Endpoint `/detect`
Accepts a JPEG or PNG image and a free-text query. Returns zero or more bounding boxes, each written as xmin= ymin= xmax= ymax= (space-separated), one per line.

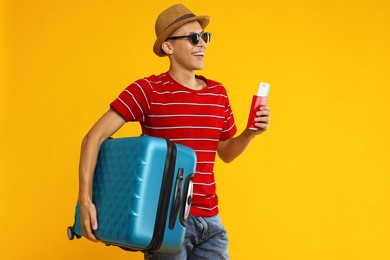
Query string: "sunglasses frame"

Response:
xmin=166 ymin=32 xmax=212 ymax=45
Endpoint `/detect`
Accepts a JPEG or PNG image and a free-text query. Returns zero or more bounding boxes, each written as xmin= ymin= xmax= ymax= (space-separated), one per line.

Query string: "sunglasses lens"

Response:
xmin=186 ymin=33 xmax=211 ymax=45
xmin=201 ymin=33 xmax=211 ymax=44
xmin=189 ymin=34 xmax=200 ymax=45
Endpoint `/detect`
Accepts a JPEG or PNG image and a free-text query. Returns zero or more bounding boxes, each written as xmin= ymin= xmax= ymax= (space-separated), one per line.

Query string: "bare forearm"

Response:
xmin=78 ymin=134 xmax=103 ymax=203
xmin=77 ymin=109 xmax=126 ymax=242
xmin=217 ymin=128 xmax=257 ymax=163
xmin=78 ymin=109 xmax=126 ymax=203
xmin=217 ymin=106 xmax=271 ymax=163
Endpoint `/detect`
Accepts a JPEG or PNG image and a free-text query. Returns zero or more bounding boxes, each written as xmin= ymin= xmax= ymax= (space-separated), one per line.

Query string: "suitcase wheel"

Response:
xmin=67 ymin=226 xmax=75 ymax=240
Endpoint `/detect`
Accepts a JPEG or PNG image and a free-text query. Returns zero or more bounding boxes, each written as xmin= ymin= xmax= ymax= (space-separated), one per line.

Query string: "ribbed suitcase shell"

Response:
xmin=69 ymin=136 xmax=196 ymax=253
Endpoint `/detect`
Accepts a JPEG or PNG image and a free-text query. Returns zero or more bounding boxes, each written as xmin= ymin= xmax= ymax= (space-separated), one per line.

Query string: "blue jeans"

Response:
xmin=144 ymin=214 xmax=229 ymax=259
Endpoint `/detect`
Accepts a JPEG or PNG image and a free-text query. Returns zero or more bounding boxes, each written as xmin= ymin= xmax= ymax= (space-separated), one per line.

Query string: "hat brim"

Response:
xmin=153 ymin=15 xmax=210 ymax=57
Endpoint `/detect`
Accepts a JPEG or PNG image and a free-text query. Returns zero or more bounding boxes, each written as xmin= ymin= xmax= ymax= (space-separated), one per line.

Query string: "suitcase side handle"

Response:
xmin=179 ymin=173 xmax=195 ymax=227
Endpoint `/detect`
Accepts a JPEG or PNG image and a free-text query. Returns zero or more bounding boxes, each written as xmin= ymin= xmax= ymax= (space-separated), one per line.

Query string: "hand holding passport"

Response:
xmin=247 ymin=82 xmax=270 ymax=130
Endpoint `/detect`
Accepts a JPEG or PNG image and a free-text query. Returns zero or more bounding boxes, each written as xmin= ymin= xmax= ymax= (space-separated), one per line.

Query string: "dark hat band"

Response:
xmin=166 ymin=13 xmax=196 ymax=31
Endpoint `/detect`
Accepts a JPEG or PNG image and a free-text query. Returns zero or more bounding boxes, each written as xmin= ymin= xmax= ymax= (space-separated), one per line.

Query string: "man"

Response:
xmin=78 ymin=4 xmax=270 ymax=259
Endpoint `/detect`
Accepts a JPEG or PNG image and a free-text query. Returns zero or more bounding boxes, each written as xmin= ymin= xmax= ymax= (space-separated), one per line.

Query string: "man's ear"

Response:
xmin=162 ymin=42 xmax=174 ymax=55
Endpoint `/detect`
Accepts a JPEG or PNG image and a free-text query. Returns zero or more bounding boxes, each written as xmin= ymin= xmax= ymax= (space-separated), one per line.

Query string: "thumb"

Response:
xmin=90 ymin=205 xmax=98 ymax=230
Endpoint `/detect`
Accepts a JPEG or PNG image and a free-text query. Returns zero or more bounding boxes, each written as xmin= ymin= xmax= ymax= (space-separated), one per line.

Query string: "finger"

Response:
xmin=90 ymin=205 xmax=98 ymax=231
xmin=255 ymin=115 xmax=270 ymax=127
xmin=256 ymin=107 xmax=270 ymax=116
xmin=255 ymin=122 xmax=269 ymax=130
xmin=255 ymin=116 xmax=270 ymax=123
xmin=82 ymin=217 xmax=99 ymax=242
xmin=85 ymin=224 xmax=99 ymax=242
xmin=81 ymin=207 xmax=99 ymax=242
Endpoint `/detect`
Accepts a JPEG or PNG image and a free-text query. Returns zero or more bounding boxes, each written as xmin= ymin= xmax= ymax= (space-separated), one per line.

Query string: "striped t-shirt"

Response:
xmin=110 ymin=72 xmax=237 ymax=217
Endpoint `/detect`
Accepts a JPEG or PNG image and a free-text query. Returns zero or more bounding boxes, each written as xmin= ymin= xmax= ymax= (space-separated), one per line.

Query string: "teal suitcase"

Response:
xmin=67 ymin=136 xmax=196 ymax=253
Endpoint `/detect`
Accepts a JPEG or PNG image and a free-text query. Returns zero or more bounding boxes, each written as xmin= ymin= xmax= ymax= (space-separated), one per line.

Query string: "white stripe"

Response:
xmin=143 ymin=125 xmax=222 ymax=131
xmin=142 ymin=78 xmax=155 ymax=91
xmin=151 ymin=102 xmax=224 ymax=108
xmin=145 ymin=80 xmax=164 ymax=85
xmin=195 ymin=171 xmax=213 ymax=175
xmin=134 ymin=82 xmax=150 ymax=109
xmin=147 ymin=80 xmax=162 ymax=84
xmin=192 ymin=193 xmax=207 ymax=196
xmin=125 ymin=90 xmax=144 ymax=122
xmin=193 ymin=182 xmax=215 ymax=186
xmin=193 ymin=193 xmax=216 ymax=199
xmin=195 ymin=150 xmax=216 ymax=153
xmin=149 ymin=114 xmax=224 ymax=119
xmin=225 ymin=114 xmax=233 ymax=122
xmin=224 ymin=104 xmax=232 ymax=112
xmin=197 ymin=92 xmax=227 ymax=98
xmin=197 ymin=161 xmax=214 ymax=164
xmin=222 ymin=123 xmax=236 ymax=133
xmin=193 ymin=205 xmax=218 ymax=211
xmin=170 ymin=138 xmax=219 ymax=142
xmin=153 ymin=90 xmax=192 ymax=95
xmin=192 ymin=193 xmax=215 ymax=200
xmin=208 ymin=84 xmax=223 ymax=89
xmin=118 ymin=98 xmax=135 ymax=120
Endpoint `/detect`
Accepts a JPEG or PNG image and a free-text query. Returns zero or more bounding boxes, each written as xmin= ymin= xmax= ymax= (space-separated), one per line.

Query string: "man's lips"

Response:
xmin=193 ymin=52 xmax=205 ymax=58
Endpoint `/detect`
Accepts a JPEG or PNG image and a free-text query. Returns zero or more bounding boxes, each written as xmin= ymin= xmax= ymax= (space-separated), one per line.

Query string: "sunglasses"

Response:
xmin=166 ymin=32 xmax=212 ymax=45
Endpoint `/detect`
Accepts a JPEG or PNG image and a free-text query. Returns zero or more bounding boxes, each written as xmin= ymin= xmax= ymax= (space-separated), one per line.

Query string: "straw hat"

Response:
xmin=153 ymin=4 xmax=210 ymax=57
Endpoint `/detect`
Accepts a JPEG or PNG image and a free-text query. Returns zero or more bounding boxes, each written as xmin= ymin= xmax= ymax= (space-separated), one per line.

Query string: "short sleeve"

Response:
xmin=110 ymin=80 xmax=151 ymax=122
xmin=219 ymin=94 xmax=237 ymax=141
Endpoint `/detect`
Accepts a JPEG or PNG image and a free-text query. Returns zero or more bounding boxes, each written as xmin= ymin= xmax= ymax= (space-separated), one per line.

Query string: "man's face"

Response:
xmin=166 ymin=20 xmax=208 ymax=71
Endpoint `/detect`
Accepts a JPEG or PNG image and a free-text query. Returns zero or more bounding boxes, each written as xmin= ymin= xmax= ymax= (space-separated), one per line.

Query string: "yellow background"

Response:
xmin=1 ymin=0 xmax=389 ymax=259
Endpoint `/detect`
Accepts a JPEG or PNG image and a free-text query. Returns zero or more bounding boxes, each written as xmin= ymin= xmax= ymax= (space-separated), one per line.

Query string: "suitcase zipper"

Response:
xmin=169 ymin=168 xmax=184 ymax=229
xmin=145 ymin=138 xmax=177 ymax=252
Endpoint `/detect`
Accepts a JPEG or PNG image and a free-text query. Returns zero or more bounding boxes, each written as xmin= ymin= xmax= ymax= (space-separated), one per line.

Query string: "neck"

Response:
xmin=168 ymin=66 xmax=205 ymax=91
xmin=168 ymin=62 xmax=207 ymax=90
